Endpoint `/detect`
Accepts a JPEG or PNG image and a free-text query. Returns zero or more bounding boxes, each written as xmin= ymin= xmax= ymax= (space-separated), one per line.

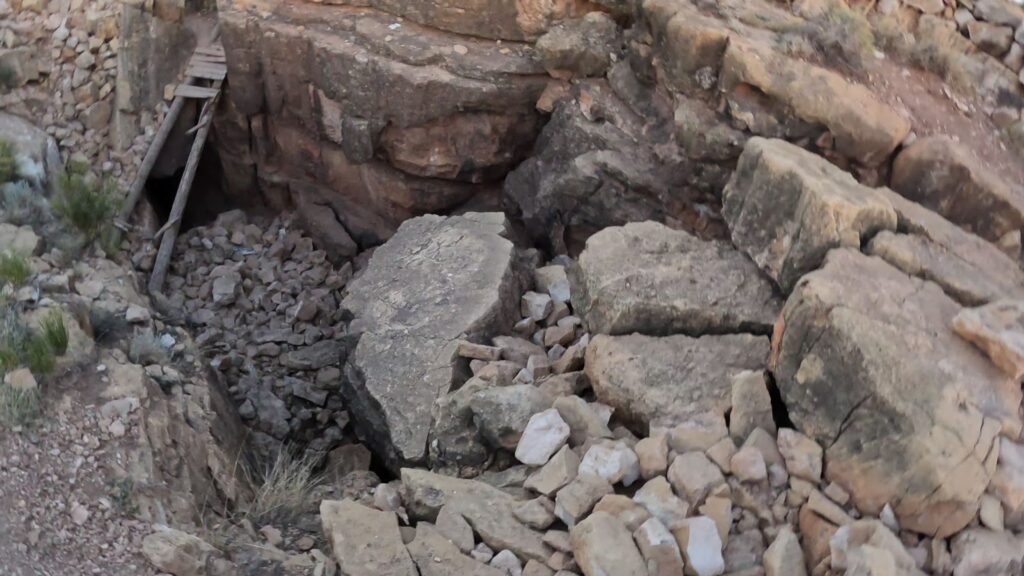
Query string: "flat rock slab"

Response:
xmin=342 ymin=213 xmax=525 ymax=470
xmin=570 ymin=221 xmax=780 ymax=336
xmin=891 ymin=136 xmax=1024 ymax=243
xmin=773 ymin=249 xmax=1022 ymax=538
xmin=723 ymin=138 xmax=897 ymax=293
xmin=402 ymin=468 xmax=550 ymax=562
xmin=584 ymin=333 xmax=767 ymax=430
xmin=953 ymin=300 xmax=1024 ymax=381
xmin=320 ymin=499 xmax=417 ymax=576
xmin=407 ymin=524 xmax=505 ymax=576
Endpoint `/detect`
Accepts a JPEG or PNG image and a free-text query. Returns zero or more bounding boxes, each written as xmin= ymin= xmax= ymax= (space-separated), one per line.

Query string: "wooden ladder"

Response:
xmin=116 ymin=39 xmax=228 ymax=296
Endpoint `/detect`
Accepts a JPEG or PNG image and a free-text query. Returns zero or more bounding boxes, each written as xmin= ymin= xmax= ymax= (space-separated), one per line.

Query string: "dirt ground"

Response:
xmin=0 ymin=365 xmax=155 ymax=576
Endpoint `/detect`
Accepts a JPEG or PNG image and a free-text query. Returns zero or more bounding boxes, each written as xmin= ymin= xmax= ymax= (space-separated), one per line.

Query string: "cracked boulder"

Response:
xmin=723 ymin=138 xmax=897 ymax=293
xmin=772 ymin=249 xmax=1022 ymax=537
xmin=342 ymin=213 xmax=526 ymax=470
xmin=585 ymin=333 xmax=767 ymax=430
xmin=570 ymin=221 xmax=780 ymax=336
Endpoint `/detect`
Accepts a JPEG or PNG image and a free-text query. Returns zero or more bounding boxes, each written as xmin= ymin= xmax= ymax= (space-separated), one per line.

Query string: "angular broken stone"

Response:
xmin=773 ymin=248 xmax=1018 ymax=537
xmin=570 ymin=221 xmax=780 ymax=336
xmin=592 ymin=494 xmax=652 ymax=532
xmin=407 ymin=523 xmax=505 ymax=576
xmin=516 ymin=409 xmax=571 ymax=466
xmin=667 ymin=412 xmax=729 ymax=453
xmin=633 ymin=476 xmax=690 ymax=531
xmin=668 ymin=452 xmax=725 ymax=506
xmin=320 ymin=499 xmax=417 ymax=576
xmin=586 ymin=334 xmax=766 ymax=429
xmin=990 ymin=437 xmax=1024 ymax=529
xmin=634 ymin=517 xmax=686 ymax=576
xmin=402 ymin=469 xmax=550 ymax=562
xmin=459 ymin=341 xmax=504 ymax=361
xmin=723 ymin=137 xmax=897 ymax=292
xmin=830 ymin=520 xmax=919 ymax=574
xmin=570 ymin=512 xmax=648 ymax=576
xmin=763 ymin=526 xmax=806 ymax=576
xmin=730 ymin=446 xmax=768 ymax=483
xmin=515 ymin=497 xmax=557 ymax=530
xmin=952 ymin=300 xmax=1024 ymax=381
xmin=951 ymin=527 xmax=1024 ymax=575
xmin=525 ymin=445 xmax=580 ymax=497
xmin=776 ymin=429 xmax=823 ymax=483
xmin=522 ymin=291 xmax=554 ymax=321
xmin=729 ymin=370 xmax=776 ymax=441
xmin=535 ymin=265 xmax=571 ymax=303
xmin=635 ymin=433 xmax=669 ymax=480
xmin=490 ymin=550 xmax=523 ymax=576
xmin=673 ymin=516 xmax=725 ymax=576
xmin=554 ymin=473 xmax=613 ymax=528
xmin=553 ymin=395 xmax=613 ymax=446
xmin=471 ymin=384 xmax=552 ymax=450
xmin=437 ymin=504 xmax=475 ymax=554
xmin=342 ymin=214 xmax=526 ymax=470
xmin=578 ymin=440 xmax=641 ymax=487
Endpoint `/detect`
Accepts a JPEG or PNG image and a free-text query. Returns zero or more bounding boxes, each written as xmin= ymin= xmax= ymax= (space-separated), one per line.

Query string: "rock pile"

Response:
xmin=162 ymin=210 xmax=357 ymax=457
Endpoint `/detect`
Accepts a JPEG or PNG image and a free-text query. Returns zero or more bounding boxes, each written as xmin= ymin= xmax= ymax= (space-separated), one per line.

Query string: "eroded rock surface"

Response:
xmin=342 ymin=213 xmax=526 ymax=470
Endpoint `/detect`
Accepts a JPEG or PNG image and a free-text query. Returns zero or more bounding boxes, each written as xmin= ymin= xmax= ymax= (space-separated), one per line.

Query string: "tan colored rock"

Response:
xmin=951 ymin=528 xmax=1024 ymax=575
xmin=402 ymin=469 xmax=550 ymax=562
xmin=798 ymin=506 xmax=837 ymax=570
xmin=774 ymin=249 xmax=1018 ymax=537
xmin=698 ymin=496 xmax=731 ymax=546
xmin=437 ymin=504 xmax=475 ymax=553
xmin=593 ymin=494 xmax=652 ymax=532
xmin=764 ymin=527 xmax=806 ymax=576
xmin=668 ymin=452 xmax=725 ymax=507
xmin=729 ymin=370 xmax=776 ymax=441
xmin=142 ymin=527 xmax=221 ymax=576
xmin=891 ymin=136 xmax=1024 ymax=243
xmin=720 ymin=44 xmax=910 ymax=166
xmin=673 ymin=516 xmax=725 ymax=576
xmin=776 ymin=429 xmax=823 ymax=483
xmin=0 ymin=224 xmax=41 ymax=257
xmin=706 ymin=437 xmax=738 ymax=474
xmin=953 ymin=300 xmax=1024 ymax=380
xmin=730 ymin=446 xmax=767 ymax=483
xmin=553 ymin=395 xmax=613 ymax=446
xmin=578 ymin=440 xmax=641 ymax=487
xmin=990 ymin=437 xmax=1024 ymax=529
xmin=585 ymin=333 xmax=766 ymax=430
xmin=554 ymin=473 xmax=613 ymax=529
xmin=633 ymin=476 xmax=691 ymax=530
xmin=635 ymin=517 xmax=686 ymax=576
xmin=570 ymin=221 xmax=780 ymax=337
xmin=723 ymin=138 xmax=897 ymax=292
xmin=570 ymin=511 xmax=648 ymax=576
xmin=636 ymin=434 xmax=670 ymax=480
xmin=667 ymin=412 xmax=729 ymax=453
xmin=525 ymin=445 xmax=580 ymax=497
xmin=320 ymin=499 xmax=417 ymax=576
xmin=407 ymin=523 xmax=505 ymax=576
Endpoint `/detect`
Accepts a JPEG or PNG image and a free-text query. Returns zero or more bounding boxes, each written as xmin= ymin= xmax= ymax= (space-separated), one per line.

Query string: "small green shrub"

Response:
xmin=24 ymin=334 xmax=55 ymax=376
xmin=0 ymin=346 xmax=17 ymax=371
xmin=54 ymin=163 xmax=117 ymax=242
xmin=0 ymin=141 xmax=16 ymax=184
xmin=0 ymin=251 xmax=31 ymax=286
xmin=0 ymin=383 xmax=40 ymax=428
xmin=40 ymin=309 xmax=68 ymax=356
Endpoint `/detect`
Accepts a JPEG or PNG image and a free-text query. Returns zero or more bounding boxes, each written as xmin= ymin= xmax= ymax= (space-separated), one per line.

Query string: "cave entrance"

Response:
xmin=143 ymin=100 xmax=234 ymax=232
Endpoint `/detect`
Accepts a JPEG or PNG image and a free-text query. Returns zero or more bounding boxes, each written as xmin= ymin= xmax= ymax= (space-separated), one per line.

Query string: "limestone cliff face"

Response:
xmin=215 ymin=0 xmax=585 ymax=251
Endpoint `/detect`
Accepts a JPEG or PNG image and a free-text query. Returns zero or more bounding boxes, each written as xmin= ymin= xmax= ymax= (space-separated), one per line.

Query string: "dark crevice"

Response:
xmin=765 ymin=371 xmax=794 ymax=430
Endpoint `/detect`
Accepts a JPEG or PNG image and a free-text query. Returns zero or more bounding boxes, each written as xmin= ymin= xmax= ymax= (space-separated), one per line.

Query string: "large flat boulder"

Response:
xmin=0 ymin=112 xmax=61 ymax=193
xmin=891 ymin=136 xmax=1024 ymax=243
xmin=719 ymin=42 xmax=911 ymax=166
xmin=723 ymin=138 xmax=897 ymax=293
xmin=773 ymin=249 xmax=1021 ymax=537
xmin=342 ymin=213 xmax=526 ymax=470
xmin=570 ymin=221 xmax=780 ymax=336
xmin=320 ymin=499 xmax=417 ymax=576
xmin=584 ymin=333 xmax=767 ymax=430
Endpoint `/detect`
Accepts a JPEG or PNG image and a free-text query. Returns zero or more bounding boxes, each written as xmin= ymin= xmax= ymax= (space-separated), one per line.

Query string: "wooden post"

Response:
xmin=115 ymin=84 xmax=193 ymax=240
xmin=148 ymin=80 xmax=222 ymax=295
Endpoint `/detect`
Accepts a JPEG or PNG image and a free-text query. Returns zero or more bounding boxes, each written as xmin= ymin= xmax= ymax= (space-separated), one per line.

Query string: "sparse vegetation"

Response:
xmin=0 ymin=251 xmax=31 ymax=287
xmin=54 ymin=162 xmax=117 ymax=243
xmin=1 ymin=180 xmax=53 ymax=229
xmin=871 ymin=13 xmax=974 ymax=95
xmin=24 ymin=334 xmax=56 ymax=376
xmin=799 ymin=1 xmax=876 ymax=71
xmin=0 ymin=140 xmax=16 ymax=184
xmin=242 ymin=449 xmax=323 ymax=527
xmin=129 ymin=331 xmax=168 ymax=365
xmin=0 ymin=382 xmax=40 ymax=428
xmin=40 ymin=309 xmax=69 ymax=356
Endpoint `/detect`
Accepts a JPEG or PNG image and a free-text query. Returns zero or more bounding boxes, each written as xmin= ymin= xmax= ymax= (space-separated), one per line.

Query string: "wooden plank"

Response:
xmin=185 ymin=63 xmax=227 ymax=81
xmin=174 ymin=84 xmax=220 ymax=99
xmin=149 ymin=79 xmax=224 ymax=295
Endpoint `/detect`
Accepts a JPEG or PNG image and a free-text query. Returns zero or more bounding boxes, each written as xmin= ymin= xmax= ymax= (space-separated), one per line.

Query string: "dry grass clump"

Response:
xmin=241 ymin=449 xmax=323 ymax=527
xmin=798 ymin=1 xmax=876 ymax=71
